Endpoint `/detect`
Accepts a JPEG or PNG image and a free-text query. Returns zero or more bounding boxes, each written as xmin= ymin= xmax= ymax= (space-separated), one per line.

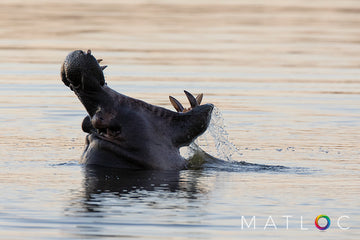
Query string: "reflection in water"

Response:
xmin=63 ymin=166 xmax=213 ymax=238
xmin=70 ymin=166 xmax=210 ymax=214
xmin=84 ymin=167 xmax=181 ymax=195
xmin=62 ymin=159 xmax=307 ymax=239
xmin=71 ymin=152 xmax=299 ymax=218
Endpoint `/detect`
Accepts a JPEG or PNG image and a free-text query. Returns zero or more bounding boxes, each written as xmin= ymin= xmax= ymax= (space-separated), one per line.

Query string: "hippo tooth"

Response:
xmin=169 ymin=96 xmax=184 ymax=112
xmin=101 ymin=65 xmax=108 ymax=70
xmin=87 ymin=49 xmax=91 ymax=54
xmin=184 ymin=90 xmax=198 ymax=108
xmin=97 ymin=59 xmax=103 ymax=63
xmin=196 ymin=93 xmax=203 ymax=105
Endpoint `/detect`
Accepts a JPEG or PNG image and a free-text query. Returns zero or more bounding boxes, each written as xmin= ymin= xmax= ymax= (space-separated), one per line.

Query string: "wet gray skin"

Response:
xmin=61 ymin=50 xmax=214 ymax=170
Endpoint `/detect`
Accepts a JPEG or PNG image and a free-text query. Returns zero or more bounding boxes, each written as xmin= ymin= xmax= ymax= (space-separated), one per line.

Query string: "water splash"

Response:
xmin=185 ymin=143 xmax=293 ymax=173
xmin=182 ymin=107 xmax=305 ymax=173
xmin=195 ymin=106 xmax=242 ymax=161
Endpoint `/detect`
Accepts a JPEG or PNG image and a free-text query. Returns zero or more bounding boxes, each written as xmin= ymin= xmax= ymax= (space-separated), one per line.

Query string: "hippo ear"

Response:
xmin=82 ymin=115 xmax=95 ymax=133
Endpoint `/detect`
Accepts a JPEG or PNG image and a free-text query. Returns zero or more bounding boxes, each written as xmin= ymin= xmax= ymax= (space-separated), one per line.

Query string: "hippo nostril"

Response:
xmin=69 ymin=82 xmax=81 ymax=91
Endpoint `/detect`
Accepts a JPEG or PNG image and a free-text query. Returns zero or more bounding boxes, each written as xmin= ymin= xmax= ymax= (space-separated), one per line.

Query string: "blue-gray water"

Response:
xmin=0 ymin=1 xmax=359 ymax=239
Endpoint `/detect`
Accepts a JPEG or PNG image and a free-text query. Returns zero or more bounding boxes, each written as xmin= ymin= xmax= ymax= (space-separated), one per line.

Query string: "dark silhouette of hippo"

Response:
xmin=61 ymin=50 xmax=213 ymax=170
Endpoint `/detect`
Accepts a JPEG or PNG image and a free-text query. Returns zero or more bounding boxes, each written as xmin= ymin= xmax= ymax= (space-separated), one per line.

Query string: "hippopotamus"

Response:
xmin=61 ymin=50 xmax=214 ymax=170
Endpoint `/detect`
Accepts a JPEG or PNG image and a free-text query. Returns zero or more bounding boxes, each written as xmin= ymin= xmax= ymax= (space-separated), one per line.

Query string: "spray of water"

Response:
xmin=181 ymin=106 xmax=242 ymax=163
xmin=182 ymin=107 xmax=292 ymax=172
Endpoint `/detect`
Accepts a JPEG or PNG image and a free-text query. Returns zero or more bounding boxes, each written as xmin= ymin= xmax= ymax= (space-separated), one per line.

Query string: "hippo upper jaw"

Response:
xmin=61 ymin=50 xmax=110 ymax=116
xmin=61 ymin=50 xmax=105 ymax=92
xmin=61 ymin=50 xmax=213 ymax=170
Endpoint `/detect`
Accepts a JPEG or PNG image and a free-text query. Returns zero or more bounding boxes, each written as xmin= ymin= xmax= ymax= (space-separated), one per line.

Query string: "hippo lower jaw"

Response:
xmin=61 ymin=50 xmax=213 ymax=170
xmin=82 ymin=134 xmax=149 ymax=169
xmin=82 ymin=133 xmax=190 ymax=169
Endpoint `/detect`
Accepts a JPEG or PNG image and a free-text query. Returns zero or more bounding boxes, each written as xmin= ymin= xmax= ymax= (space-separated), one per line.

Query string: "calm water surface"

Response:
xmin=0 ymin=0 xmax=359 ymax=239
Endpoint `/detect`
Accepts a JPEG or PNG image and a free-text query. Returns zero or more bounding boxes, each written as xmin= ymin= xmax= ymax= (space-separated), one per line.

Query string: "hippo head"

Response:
xmin=61 ymin=50 xmax=213 ymax=170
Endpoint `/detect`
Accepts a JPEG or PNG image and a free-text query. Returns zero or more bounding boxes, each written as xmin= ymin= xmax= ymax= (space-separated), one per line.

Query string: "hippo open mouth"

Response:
xmin=61 ymin=50 xmax=213 ymax=170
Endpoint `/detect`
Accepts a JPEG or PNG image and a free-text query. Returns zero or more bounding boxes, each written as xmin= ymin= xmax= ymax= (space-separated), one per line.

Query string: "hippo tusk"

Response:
xmin=184 ymin=90 xmax=198 ymax=108
xmin=196 ymin=93 xmax=203 ymax=105
xmin=169 ymin=91 xmax=204 ymax=113
xmin=169 ymin=96 xmax=184 ymax=112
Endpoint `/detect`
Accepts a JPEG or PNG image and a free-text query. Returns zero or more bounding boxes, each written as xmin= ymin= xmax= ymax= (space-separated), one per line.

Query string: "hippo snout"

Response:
xmin=195 ymin=103 xmax=214 ymax=131
xmin=61 ymin=50 xmax=106 ymax=91
xmin=172 ymin=103 xmax=214 ymax=147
